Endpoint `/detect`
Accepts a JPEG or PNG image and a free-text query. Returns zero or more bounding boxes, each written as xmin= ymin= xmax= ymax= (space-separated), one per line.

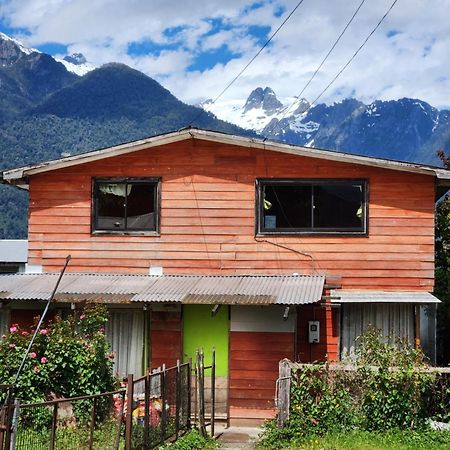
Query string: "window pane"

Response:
xmin=97 ymin=183 xmax=126 ymax=229
xmin=314 ymin=184 xmax=363 ymax=229
xmin=263 ymin=185 xmax=312 ymax=229
xmin=126 ymin=183 xmax=156 ymax=230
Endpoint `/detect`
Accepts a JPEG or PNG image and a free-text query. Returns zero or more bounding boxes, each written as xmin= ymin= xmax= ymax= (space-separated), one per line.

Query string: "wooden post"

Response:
xmin=124 ymin=374 xmax=134 ymax=450
xmin=414 ymin=305 xmax=421 ymax=349
xmin=9 ymin=400 xmax=19 ymax=450
xmin=144 ymin=374 xmax=150 ymax=450
xmin=277 ymin=359 xmax=291 ymax=428
xmin=175 ymin=360 xmax=180 ymax=438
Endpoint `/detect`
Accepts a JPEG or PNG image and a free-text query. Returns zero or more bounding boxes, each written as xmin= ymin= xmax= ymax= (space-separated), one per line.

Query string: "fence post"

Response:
xmin=143 ymin=374 xmax=150 ymax=450
xmin=160 ymin=366 xmax=166 ymax=445
xmin=125 ymin=374 xmax=134 ymax=450
xmin=88 ymin=397 xmax=97 ymax=450
xmin=277 ymin=359 xmax=291 ymax=428
xmin=187 ymin=358 xmax=192 ymax=428
xmin=175 ymin=360 xmax=180 ymax=438
xmin=114 ymin=391 xmax=125 ymax=450
xmin=9 ymin=400 xmax=19 ymax=450
xmin=211 ymin=348 xmax=215 ymax=438
xmin=49 ymin=403 xmax=58 ymax=450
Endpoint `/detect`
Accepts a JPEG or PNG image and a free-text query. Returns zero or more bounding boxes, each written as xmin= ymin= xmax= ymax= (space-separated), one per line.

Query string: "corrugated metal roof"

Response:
xmin=330 ymin=290 xmax=441 ymax=304
xmin=0 ymin=273 xmax=325 ymax=305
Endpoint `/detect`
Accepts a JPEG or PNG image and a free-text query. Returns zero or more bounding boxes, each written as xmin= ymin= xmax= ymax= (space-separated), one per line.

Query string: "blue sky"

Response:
xmin=1 ymin=0 xmax=449 ymax=108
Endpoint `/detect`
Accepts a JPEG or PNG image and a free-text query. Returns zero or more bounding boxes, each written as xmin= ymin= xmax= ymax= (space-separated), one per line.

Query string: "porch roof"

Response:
xmin=0 ymin=273 xmax=325 ymax=305
xmin=330 ymin=290 xmax=441 ymax=304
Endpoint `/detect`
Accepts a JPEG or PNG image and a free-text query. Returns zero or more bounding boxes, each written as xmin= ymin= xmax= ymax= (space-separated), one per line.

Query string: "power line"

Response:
xmin=186 ymin=0 xmax=307 ymax=127
xmin=279 ymin=0 xmax=367 ymax=120
xmin=263 ymin=0 xmax=399 ymax=141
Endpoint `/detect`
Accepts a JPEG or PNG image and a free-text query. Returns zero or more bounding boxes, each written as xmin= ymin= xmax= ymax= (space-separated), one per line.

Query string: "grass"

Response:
xmin=272 ymin=429 xmax=450 ymax=450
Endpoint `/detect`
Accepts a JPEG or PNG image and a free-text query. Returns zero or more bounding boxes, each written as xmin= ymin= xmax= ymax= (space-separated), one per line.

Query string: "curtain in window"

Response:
xmin=106 ymin=311 xmax=145 ymax=379
xmin=0 ymin=309 xmax=9 ymax=335
xmin=341 ymin=303 xmax=414 ymax=358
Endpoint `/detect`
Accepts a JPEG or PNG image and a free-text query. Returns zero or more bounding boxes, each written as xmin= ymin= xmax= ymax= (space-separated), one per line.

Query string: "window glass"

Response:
xmin=94 ymin=179 xmax=158 ymax=232
xmin=258 ymin=180 xmax=366 ymax=234
xmin=314 ymin=184 xmax=363 ymax=229
xmin=263 ymin=185 xmax=311 ymax=229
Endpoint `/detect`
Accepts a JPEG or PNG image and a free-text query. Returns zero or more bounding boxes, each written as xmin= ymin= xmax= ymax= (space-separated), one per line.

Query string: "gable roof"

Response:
xmin=2 ymin=127 xmax=450 ymax=189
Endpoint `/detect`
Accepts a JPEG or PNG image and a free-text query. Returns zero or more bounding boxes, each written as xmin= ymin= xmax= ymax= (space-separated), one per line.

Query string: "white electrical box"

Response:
xmin=308 ymin=321 xmax=320 ymax=343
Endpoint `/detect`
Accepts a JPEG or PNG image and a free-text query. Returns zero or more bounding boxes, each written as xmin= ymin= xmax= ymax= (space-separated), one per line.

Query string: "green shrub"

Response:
xmin=258 ymin=328 xmax=443 ymax=448
xmin=159 ymin=428 xmax=218 ymax=450
xmin=0 ymin=304 xmax=117 ymax=424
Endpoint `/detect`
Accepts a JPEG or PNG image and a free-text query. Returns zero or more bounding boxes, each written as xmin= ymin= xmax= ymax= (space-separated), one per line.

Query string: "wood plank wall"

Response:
xmin=28 ymin=139 xmax=435 ymax=291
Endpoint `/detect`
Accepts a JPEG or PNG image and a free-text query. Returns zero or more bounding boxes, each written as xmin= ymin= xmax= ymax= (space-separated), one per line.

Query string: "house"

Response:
xmin=0 ymin=128 xmax=448 ymax=421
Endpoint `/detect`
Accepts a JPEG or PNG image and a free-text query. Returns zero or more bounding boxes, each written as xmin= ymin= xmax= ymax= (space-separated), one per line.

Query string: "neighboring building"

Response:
xmin=0 ymin=239 xmax=28 ymax=333
xmin=0 ymin=128 xmax=448 ymax=420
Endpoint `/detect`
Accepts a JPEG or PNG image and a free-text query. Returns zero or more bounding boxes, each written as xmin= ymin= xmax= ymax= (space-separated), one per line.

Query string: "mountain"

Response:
xmin=0 ymin=31 xmax=449 ymax=239
xmin=0 ymin=32 xmax=255 ymax=239
xmin=202 ymin=87 xmax=450 ymax=165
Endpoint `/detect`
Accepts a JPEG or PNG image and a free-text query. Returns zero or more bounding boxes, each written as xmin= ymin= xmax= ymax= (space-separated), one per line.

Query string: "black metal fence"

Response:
xmin=0 ymin=350 xmax=216 ymax=449
xmin=129 ymin=361 xmax=191 ymax=449
xmin=14 ymin=390 xmax=125 ymax=450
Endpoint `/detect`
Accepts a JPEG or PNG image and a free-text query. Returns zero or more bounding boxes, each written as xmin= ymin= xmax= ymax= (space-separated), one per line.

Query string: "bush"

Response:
xmin=159 ymin=428 xmax=218 ymax=450
xmin=0 ymin=304 xmax=117 ymax=423
xmin=258 ymin=328 xmax=443 ymax=448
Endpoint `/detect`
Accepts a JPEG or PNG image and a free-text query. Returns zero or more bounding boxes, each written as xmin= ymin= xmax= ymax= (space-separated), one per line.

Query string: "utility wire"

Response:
xmin=279 ymin=0 xmax=367 ymax=121
xmin=263 ymin=0 xmax=399 ymax=141
xmin=186 ymin=0 xmax=307 ymax=128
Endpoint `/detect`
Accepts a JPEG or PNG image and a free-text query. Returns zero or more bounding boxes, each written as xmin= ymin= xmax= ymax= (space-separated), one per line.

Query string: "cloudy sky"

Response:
xmin=0 ymin=0 xmax=449 ymax=108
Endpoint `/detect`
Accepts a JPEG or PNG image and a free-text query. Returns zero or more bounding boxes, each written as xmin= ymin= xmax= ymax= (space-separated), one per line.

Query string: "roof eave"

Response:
xmin=2 ymin=128 xmax=450 ymax=185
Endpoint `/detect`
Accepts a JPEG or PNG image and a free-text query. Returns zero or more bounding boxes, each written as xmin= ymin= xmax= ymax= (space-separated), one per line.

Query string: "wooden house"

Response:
xmin=0 ymin=128 xmax=448 ymax=421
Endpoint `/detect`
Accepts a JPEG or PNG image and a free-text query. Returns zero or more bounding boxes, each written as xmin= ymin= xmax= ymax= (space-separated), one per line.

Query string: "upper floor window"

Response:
xmin=93 ymin=178 xmax=160 ymax=234
xmin=256 ymin=179 xmax=367 ymax=235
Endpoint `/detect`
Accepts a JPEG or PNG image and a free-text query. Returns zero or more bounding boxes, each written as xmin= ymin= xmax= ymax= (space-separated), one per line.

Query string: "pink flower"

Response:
xmin=9 ymin=326 xmax=17 ymax=333
xmin=39 ymin=329 xmax=48 ymax=335
xmin=9 ymin=344 xmax=15 ymax=348
xmin=80 ymin=314 xmax=86 ymax=320
xmin=21 ymin=331 xmax=29 ymax=336
xmin=33 ymin=366 xmax=40 ymax=373
xmin=29 ymin=352 xmax=37 ymax=358
xmin=40 ymin=357 xmax=48 ymax=364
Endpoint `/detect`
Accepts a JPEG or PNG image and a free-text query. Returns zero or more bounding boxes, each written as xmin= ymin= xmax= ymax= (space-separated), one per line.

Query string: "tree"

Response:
xmin=435 ymin=151 xmax=450 ymax=364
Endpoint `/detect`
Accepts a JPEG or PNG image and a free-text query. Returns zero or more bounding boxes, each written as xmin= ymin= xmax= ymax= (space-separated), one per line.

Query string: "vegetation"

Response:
xmin=258 ymin=329 xmax=449 ymax=450
xmin=159 ymin=428 xmax=218 ymax=450
xmin=436 ymin=150 xmax=450 ymax=364
xmin=0 ymin=304 xmax=117 ymax=423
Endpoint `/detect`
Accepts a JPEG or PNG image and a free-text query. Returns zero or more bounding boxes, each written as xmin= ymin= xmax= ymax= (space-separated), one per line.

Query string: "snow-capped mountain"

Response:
xmin=201 ymin=87 xmax=315 ymax=133
xmin=56 ymin=53 xmax=96 ymax=76
xmin=0 ymin=32 xmax=95 ymax=75
xmin=202 ymin=87 xmax=450 ymax=164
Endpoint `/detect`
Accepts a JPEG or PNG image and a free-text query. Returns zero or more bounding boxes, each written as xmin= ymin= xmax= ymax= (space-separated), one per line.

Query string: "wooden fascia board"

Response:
xmin=2 ymin=127 xmax=450 ymax=185
xmin=190 ymin=129 xmax=446 ymax=178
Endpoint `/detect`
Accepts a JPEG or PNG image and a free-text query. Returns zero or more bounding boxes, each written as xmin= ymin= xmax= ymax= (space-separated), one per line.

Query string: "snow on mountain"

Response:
xmin=55 ymin=53 xmax=96 ymax=76
xmin=0 ymin=32 xmax=40 ymax=57
xmin=201 ymin=86 xmax=319 ymax=135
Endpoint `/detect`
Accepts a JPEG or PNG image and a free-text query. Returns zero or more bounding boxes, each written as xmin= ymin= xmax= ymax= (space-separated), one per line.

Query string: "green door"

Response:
xmin=183 ymin=305 xmax=229 ymax=377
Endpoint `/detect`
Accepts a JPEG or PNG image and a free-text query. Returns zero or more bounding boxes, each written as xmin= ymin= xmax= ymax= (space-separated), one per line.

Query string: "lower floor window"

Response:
xmin=106 ymin=310 xmax=147 ymax=378
xmin=340 ymin=303 xmax=414 ymax=357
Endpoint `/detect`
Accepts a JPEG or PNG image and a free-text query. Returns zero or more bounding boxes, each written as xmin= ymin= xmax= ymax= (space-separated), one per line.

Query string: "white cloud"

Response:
xmin=1 ymin=0 xmax=450 ymax=108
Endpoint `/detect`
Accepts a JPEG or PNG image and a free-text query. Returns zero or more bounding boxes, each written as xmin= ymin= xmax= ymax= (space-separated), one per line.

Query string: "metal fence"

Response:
xmin=129 ymin=361 xmax=191 ymax=449
xmin=14 ymin=390 xmax=125 ymax=450
xmin=0 ymin=350 xmax=215 ymax=449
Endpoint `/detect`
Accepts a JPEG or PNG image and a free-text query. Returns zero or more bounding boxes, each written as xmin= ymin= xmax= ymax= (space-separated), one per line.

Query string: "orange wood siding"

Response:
xmin=229 ymin=331 xmax=295 ymax=410
xmin=150 ymin=311 xmax=182 ymax=369
xmin=28 ymin=140 xmax=435 ymax=290
xmin=296 ymin=305 xmax=339 ymax=362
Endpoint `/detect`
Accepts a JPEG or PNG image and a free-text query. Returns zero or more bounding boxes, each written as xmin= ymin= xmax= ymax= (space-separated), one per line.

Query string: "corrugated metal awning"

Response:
xmin=0 ymin=273 xmax=325 ymax=305
xmin=330 ymin=290 xmax=441 ymax=304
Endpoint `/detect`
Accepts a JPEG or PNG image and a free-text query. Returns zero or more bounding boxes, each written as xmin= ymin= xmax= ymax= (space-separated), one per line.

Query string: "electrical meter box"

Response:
xmin=308 ymin=321 xmax=320 ymax=343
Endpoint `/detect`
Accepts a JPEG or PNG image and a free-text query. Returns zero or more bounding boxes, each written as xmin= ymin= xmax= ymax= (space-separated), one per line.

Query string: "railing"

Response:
xmin=128 ymin=361 xmax=191 ymax=449
xmin=14 ymin=389 xmax=125 ymax=450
